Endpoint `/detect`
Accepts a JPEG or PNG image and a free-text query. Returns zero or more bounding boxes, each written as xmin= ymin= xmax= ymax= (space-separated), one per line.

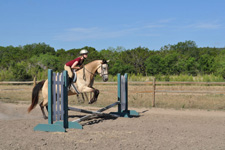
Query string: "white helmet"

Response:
xmin=80 ymin=49 xmax=88 ymax=55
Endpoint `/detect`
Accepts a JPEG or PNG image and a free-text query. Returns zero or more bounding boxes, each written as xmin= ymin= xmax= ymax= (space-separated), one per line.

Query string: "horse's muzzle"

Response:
xmin=102 ymin=75 xmax=108 ymax=82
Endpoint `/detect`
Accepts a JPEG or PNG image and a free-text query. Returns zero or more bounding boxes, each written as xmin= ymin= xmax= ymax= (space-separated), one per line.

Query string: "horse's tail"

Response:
xmin=28 ymin=80 xmax=45 ymax=113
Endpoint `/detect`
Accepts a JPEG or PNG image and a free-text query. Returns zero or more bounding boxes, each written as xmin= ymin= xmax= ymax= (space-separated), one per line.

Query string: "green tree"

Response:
xmin=214 ymin=50 xmax=225 ymax=78
xmin=23 ymin=43 xmax=55 ymax=57
xmin=8 ymin=61 xmax=31 ymax=81
xmin=163 ymin=53 xmax=179 ymax=75
xmin=185 ymin=57 xmax=198 ymax=75
xmin=198 ymin=54 xmax=215 ymax=74
xmin=29 ymin=53 xmax=61 ymax=71
xmin=110 ymin=60 xmax=135 ymax=75
xmin=119 ymin=47 xmax=150 ymax=75
xmin=145 ymin=54 xmax=164 ymax=75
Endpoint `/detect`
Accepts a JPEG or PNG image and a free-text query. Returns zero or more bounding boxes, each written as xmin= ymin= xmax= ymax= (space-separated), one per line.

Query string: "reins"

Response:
xmin=82 ymin=63 xmax=108 ymax=81
xmin=82 ymin=65 xmax=100 ymax=81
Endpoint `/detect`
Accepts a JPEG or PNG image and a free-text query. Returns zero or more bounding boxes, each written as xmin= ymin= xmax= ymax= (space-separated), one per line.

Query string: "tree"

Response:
xmin=163 ymin=53 xmax=179 ymax=75
xmin=214 ymin=50 xmax=225 ymax=78
xmin=185 ymin=57 xmax=198 ymax=76
xmin=119 ymin=47 xmax=150 ymax=75
xmin=29 ymin=54 xmax=61 ymax=71
xmin=8 ymin=61 xmax=32 ymax=80
xmin=198 ymin=54 xmax=215 ymax=74
xmin=109 ymin=60 xmax=135 ymax=75
xmin=145 ymin=54 xmax=164 ymax=75
xmin=23 ymin=43 xmax=55 ymax=57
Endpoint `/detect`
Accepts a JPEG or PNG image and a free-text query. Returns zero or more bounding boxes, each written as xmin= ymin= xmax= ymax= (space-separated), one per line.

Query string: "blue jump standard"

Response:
xmin=34 ymin=70 xmax=82 ymax=132
xmin=110 ymin=73 xmax=139 ymax=118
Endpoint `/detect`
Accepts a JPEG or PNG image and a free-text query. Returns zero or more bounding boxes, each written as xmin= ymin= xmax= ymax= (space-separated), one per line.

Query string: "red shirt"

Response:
xmin=65 ymin=57 xmax=83 ymax=67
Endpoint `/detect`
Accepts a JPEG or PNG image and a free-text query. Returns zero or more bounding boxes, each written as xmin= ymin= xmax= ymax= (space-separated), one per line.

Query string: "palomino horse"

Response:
xmin=28 ymin=59 xmax=109 ymax=119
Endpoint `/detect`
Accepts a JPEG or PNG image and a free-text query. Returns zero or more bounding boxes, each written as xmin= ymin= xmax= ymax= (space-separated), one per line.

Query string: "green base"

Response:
xmin=34 ymin=121 xmax=83 ymax=132
xmin=110 ymin=110 xmax=139 ymax=118
xmin=34 ymin=124 xmax=66 ymax=132
xmin=34 ymin=110 xmax=138 ymax=132
xmin=55 ymin=121 xmax=83 ymax=130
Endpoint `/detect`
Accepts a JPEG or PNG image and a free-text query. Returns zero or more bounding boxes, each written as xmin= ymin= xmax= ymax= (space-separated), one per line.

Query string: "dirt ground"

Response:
xmin=0 ymin=102 xmax=225 ymax=150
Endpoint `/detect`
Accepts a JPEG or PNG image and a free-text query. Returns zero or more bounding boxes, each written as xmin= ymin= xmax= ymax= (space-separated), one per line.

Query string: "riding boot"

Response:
xmin=68 ymin=77 xmax=73 ymax=90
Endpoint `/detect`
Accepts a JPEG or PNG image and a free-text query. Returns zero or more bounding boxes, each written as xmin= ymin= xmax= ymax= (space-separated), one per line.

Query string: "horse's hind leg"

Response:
xmin=76 ymin=94 xmax=85 ymax=103
xmin=40 ymin=101 xmax=48 ymax=119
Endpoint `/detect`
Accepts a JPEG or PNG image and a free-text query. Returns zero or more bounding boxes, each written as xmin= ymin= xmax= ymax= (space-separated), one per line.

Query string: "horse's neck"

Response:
xmin=78 ymin=60 xmax=101 ymax=81
xmin=85 ymin=60 xmax=101 ymax=74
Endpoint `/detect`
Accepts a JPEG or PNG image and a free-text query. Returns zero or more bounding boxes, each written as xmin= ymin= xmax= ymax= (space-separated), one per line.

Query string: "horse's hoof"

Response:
xmin=44 ymin=116 xmax=48 ymax=120
xmin=89 ymin=98 xmax=97 ymax=104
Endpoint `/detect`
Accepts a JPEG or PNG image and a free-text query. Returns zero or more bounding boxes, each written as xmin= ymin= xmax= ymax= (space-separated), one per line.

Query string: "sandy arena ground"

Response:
xmin=0 ymin=101 xmax=225 ymax=150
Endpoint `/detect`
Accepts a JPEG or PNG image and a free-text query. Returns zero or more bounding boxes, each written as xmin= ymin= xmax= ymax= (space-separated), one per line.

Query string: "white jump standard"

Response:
xmin=34 ymin=69 xmax=139 ymax=132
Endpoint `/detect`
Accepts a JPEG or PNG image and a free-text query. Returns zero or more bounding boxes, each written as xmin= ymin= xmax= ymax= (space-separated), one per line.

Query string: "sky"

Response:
xmin=0 ymin=0 xmax=225 ymax=51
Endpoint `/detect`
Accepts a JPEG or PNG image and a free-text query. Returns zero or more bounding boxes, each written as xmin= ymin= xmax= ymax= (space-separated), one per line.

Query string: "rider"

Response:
xmin=64 ymin=49 xmax=88 ymax=83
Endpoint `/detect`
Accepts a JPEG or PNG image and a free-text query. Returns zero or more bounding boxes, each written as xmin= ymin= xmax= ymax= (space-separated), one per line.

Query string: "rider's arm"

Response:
xmin=71 ymin=61 xmax=80 ymax=70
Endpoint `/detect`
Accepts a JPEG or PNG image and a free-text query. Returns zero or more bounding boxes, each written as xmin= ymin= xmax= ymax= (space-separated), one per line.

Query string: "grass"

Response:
xmin=1 ymin=83 xmax=225 ymax=111
xmin=0 ymin=85 xmax=33 ymax=104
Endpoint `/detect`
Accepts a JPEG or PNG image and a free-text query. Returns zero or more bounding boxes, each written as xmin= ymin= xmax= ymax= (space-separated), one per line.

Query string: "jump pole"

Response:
xmin=69 ymin=101 xmax=120 ymax=123
xmin=68 ymin=73 xmax=139 ymax=128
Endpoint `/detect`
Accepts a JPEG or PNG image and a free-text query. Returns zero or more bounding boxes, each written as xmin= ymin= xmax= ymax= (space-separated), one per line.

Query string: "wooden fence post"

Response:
xmin=152 ymin=77 xmax=156 ymax=107
xmin=33 ymin=76 xmax=37 ymax=87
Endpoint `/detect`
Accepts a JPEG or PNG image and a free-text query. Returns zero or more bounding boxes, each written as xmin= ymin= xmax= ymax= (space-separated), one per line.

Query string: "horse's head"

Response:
xmin=97 ymin=59 xmax=110 ymax=82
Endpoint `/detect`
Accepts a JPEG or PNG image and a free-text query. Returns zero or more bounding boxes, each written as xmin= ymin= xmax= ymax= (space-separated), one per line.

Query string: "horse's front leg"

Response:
xmin=89 ymin=88 xmax=99 ymax=104
xmin=81 ymin=87 xmax=99 ymax=104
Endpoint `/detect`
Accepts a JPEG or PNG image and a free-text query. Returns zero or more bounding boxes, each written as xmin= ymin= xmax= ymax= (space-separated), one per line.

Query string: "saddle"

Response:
xmin=72 ymin=69 xmax=77 ymax=82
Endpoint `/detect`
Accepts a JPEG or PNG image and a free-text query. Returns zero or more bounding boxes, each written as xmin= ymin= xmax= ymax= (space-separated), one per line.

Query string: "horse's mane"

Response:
xmin=85 ymin=60 xmax=102 ymax=66
xmin=76 ymin=59 xmax=107 ymax=73
xmin=84 ymin=59 xmax=108 ymax=67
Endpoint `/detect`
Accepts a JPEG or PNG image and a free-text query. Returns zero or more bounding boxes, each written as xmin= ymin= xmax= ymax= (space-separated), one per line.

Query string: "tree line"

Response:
xmin=0 ymin=40 xmax=225 ymax=81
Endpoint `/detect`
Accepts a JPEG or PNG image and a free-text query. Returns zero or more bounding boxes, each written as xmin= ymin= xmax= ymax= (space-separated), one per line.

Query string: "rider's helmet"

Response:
xmin=80 ymin=49 xmax=88 ymax=55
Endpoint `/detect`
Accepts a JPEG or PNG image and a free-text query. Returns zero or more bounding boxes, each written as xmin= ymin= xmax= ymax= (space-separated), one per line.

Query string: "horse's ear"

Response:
xmin=102 ymin=59 xmax=107 ymax=64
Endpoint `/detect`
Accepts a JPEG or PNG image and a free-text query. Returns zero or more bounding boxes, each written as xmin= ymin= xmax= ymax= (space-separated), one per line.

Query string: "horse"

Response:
xmin=28 ymin=59 xmax=109 ymax=119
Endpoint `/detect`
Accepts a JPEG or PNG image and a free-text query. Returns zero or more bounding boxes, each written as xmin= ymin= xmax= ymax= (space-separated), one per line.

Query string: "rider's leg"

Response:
xmin=64 ymin=65 xmax=73 ymax=78
xmin=64 ymin=65 xmax=74 ymax=86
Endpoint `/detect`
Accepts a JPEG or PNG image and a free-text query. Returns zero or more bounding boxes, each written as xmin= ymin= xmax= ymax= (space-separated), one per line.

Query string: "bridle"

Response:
xmin=83 ymin=63 xmax=108 ymax=80
xmin=99 ymin=64 xmax=108 ymax=77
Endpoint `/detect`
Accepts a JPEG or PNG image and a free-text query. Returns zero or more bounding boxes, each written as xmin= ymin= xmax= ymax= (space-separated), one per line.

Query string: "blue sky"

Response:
xmin=0 ymin=0 xmax=224 ymax=51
